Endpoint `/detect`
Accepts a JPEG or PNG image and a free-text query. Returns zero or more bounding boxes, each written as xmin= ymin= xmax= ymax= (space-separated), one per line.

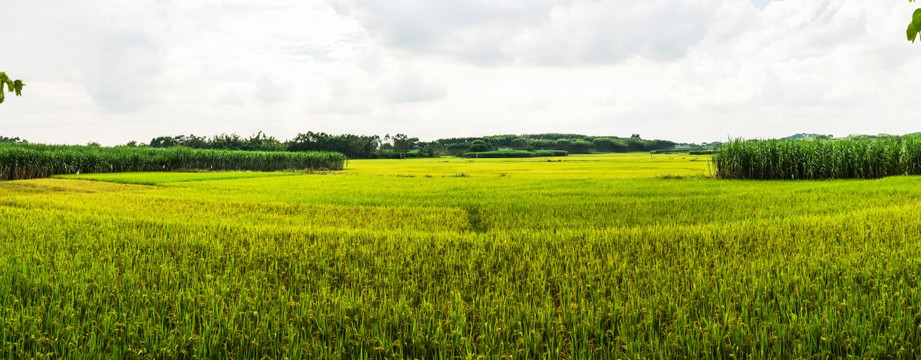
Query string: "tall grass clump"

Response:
xmin=0 ymin=143 xmax=345 ymax=180
xmin=714 ymin=136 xmax=918 ymax=179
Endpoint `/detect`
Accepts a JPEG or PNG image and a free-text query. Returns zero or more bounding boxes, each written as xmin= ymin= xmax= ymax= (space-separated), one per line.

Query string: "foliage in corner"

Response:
xmin=0 ymin=72 xmax=24 ymax=104
xmin=909 ymin=1 xmax=921 ymax=42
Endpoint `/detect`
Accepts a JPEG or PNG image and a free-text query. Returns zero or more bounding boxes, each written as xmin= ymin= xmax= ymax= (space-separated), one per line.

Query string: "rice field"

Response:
xmin=3 ymin=153 xmax=921 ymax=358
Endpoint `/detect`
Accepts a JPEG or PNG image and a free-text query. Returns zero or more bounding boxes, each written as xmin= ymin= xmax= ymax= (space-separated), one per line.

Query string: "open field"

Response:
xmin=4 ymin=153 xmax=921 ymax=358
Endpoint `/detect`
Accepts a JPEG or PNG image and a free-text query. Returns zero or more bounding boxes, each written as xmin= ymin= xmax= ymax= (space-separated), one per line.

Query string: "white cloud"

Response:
xmin=512 ymin=1 xmax=721 ymax=66
xmin=1 ymin=0 xmax=920 ymax=145
xmin=328 ymin=0 xmax=562 ymax=64
xmin=331 ymin=0 xmax=722 ymax=66
xmin=255 ymin=75 xmax=293 ymax=104
xmin=308 ymin=74 xmax=376 ymax=115
xmin=377 ymin=62 xmax=446 ymax=103
xmin=84 ymin=31 xmax=165 ymax=112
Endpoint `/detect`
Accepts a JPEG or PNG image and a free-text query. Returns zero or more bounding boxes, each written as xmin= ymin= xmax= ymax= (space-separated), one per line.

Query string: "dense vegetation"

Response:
xmin=714 ymin=135 xmax=921 ymax=179
xmin=139 ymin=132 xmax=675 ymax=158
xmin=149 ymin=132 xmax=382 ymax=159
xmin=461 ymin=150 xmax=568 ymax=158
xmin=438 ymin=133 xmax=675 ymax=156
xmin=0 ymin=143 xmax=345 ymax=180
xmin=4 ymin=154 xmax=921 ymax=358
xmin=0 ymin=136 xmax=26 ymax=144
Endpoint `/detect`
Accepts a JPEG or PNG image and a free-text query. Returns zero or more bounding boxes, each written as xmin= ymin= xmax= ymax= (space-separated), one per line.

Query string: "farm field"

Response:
xmin=3 ymin=153 xmax=921 ymax=358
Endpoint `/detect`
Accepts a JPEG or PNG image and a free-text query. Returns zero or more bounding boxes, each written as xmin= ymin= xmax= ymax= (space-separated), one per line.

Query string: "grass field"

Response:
xmin=4 ymin=153 xmax=921 ymax=358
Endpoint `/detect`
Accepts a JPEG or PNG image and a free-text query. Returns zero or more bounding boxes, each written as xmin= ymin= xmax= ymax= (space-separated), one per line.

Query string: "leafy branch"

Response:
xmin=909 ymin=0 xmax=921 ymax=42
xmin=0 ymin=72 xmax=25 ymax=104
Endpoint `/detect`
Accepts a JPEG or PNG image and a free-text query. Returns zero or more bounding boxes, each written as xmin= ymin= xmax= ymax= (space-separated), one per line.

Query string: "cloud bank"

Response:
xmin=0 ymin=0 xmax=918 ymax=145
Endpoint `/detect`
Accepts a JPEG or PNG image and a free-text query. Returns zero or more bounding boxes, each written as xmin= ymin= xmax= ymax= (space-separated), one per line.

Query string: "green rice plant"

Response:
xmin=5 ymin=153 xmax=921 ymax=358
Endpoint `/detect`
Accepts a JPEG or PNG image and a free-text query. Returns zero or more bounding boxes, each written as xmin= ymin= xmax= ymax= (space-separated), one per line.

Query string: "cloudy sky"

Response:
xmin=0 ymin=0 xmax=918 ymax=145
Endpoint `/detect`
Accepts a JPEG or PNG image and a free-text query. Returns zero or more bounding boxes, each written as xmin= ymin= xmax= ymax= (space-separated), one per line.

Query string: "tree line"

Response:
xmin=437 ymin=134 xmax=674 ymax=156
xmin=141 ymin=132 xmax=428 ymax=159
xmin=141 ymin=132 xmax=674 ymax=158
xmin=3 ymin=132 xmax=677 ymax=159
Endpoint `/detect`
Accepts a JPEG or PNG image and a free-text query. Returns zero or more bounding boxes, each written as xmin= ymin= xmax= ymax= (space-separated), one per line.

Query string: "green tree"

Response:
xmin=909 ymin=1 xmax=921 ymax=42
xmin=468 ymin=140 xmax=489 ymax=153
xmin=380 ymin=134 xmax=393 ymax=151
xmin=149 ymin=136 xmax=178 ymax=148
xmin=0 ymin=136 xmax=27 ymax=143
xmin=0 ymin=72 xmax=24 ymax=104
xmin=392 ymin=133 xmax=409 ymax=159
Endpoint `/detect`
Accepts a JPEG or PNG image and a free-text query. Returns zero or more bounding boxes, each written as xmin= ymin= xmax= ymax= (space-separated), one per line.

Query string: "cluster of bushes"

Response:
xmin=3 ymin=131 xmax=679 ymax=165
xmin=374 ymin=150 xmax=433 ymax=159
xmin=714 ymin=135 xmax=921 ymax=180
xmin=147 ymin=132 xmax=286 ymax=152
xmin=286 ymin=132 xmax=381 ymax=159
xmin=650 ymin=148 xmax=717 ymax=155
xmin=143 ymin=132 xmax=675 ymax=158
xmin=461 ymin=150 xmax=569 ymax=158
xmin=0 ymin=136 xmax=27 ymax=144
xmin=439 ymin=134 xmax=675 ymax=156
xmin=144 ymin=132 xmax=433 ymax=159
xmin=0 ymin=143 xmax=346 ymax=180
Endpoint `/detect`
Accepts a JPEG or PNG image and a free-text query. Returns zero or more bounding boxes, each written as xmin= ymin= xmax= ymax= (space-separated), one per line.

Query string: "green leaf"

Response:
xmin=913 ymin=9 xmax=921 ymax=34
xmin=909 ymin=22 xmax=918 ymax=42
xmin=12 ymin=80 xmax=23 ymax=96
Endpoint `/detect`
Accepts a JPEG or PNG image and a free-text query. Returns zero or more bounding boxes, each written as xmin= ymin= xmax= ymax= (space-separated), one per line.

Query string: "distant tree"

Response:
xmin=627 ymin=138 xmax=644 ymax=152
xmin=392 ymin=134 xmax=409 ymax=159
xmin=630 ymin=134 xmax=641 ymax=140
xmin=244 ymin=131 xmax=284 ymax=151
xmin=0 ymin=72 xmax=24 ymax=104
xmin=417 ymin=143 xmax=434 ymax=157
xmin=653 ymin=139 xmax=676 ymax=150
xmin=287 ymin=131 xmax=380 ymax=158
xmin=555 ymin=139 xmax=572 ymax=152
xmin=427 ymin=141 xmax=444 ymax=156
xmin=211 ymin=133 xmax=245 ymax=150
xmin=0 ymin=136 xmax=27 ymax=144
xmin=510 ymin=137 xmax=528 ymax=150
xmin=529 ymin=139 xmax=555 ymax=150
xmin=570 ymin=139 xmax=594 ymax=154
xmin=176 ymin=134 xmax=210 ymax=149
xmin=592 ymin=138 xmax=615 ymax=152
xmin=149 ymin=136 xmax=177 ymax=148
xmin=379 ymin=134 xmax=394 ymax=151
xmin=468 ymin=140 xmax=489 ymax=153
